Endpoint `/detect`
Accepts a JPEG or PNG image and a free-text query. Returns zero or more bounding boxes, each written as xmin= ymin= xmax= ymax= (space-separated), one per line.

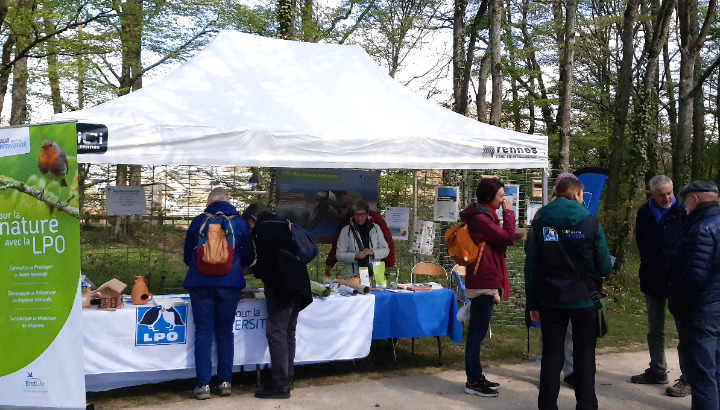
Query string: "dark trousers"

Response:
xmin=676 ymin=317 xmax=720 ymax=409
xmin=465 ymin=295 xmax=494 ymax=383
xmin=538 ymin=307 xmax=598 ymax=410
xmin=265 ymin=288 xmax=300 ymax=390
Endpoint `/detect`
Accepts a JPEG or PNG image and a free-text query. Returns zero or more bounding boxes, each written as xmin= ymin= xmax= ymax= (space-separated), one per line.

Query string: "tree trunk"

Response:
xmin=476 ymin=51 xmax=490 ymax=123
xmin=691 ymin=54 xmax=705 ymax=180
xmin=664 ymin=43 xmax=679 ymax=178
xmin=504 ymin=0 xmax=520 ymax=131
xmin=278 ymin=0 xmax=297 ymax=39
xmin=9 ymin=53 xmax=27 ymax=125
xmin=114 ymin=165 xmax=129 ymax=236
xmin=453 ymin=0 xmax=488 ymax=115
xmin=301 ymin=0 xmax=317 ymax=42
xmin=604 ymin=0 xmax=640 ymax=211
xmin=488 ymin=0 xmax=503 ymax=126
xmin=557 ymin=0 xmax=577 ymax=171
xmin=45 ymin=17 xmax=63 ymax=114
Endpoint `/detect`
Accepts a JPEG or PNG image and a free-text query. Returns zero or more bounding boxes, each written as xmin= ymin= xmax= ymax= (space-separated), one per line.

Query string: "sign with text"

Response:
xmin=0 ymin=122 xmax=84 ymax=408
xmin=106 ymin=185 xmax=149 ymax=215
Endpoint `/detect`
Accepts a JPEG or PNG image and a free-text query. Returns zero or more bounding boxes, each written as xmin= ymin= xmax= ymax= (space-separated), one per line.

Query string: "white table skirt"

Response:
xmin=83 ymin=294 xmax=375 ymax=391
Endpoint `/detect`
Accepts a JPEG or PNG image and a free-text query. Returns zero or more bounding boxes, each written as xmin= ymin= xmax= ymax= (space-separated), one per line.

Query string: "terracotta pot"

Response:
xmin=131 ymin=276 xmax=153 ymax=305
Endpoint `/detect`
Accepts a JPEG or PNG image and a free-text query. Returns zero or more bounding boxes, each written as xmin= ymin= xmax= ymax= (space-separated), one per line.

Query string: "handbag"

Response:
xmin=456 ymin=301 xmax=471 ymax=322
xmin=582 ymin=272 xmax=608 ymax=338
xmin=592 ymin=291 xmax=609 ymax=338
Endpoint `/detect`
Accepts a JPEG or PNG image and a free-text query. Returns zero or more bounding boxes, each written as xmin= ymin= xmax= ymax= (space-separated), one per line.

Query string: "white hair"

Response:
xmin=649 ymin=175 xmax=672 ymax=192
xmin=207 ymin=187 xmax=231 ymax=205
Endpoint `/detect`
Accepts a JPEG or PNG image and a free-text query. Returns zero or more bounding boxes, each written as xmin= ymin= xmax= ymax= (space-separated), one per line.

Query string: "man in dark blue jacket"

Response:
xmin=183 ymin=187 xmax=254 ymax=400
xmin=630 ymin=176 xmax=689 ymax=397
xmin=670 ymin=180 xmax=720 ymax=409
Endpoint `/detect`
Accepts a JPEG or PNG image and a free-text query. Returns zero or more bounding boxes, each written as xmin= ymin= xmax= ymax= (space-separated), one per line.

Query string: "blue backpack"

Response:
xmin=195 ymin=212 xmax=236 ymax=275
xmin=263 ymin=220 xmax=319 ymax=264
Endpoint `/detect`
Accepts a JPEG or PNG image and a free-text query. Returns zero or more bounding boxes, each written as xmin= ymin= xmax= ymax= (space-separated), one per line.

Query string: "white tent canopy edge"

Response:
xmin=53 ymin=31 xmax=548 ymax=170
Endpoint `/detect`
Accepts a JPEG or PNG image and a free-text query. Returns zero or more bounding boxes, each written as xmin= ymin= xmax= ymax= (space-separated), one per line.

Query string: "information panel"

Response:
xmin=0 ymin=122 xmax=84 ymax=408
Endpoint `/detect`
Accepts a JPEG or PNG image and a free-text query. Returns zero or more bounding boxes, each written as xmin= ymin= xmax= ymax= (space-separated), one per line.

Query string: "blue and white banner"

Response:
xmin=136 ymin=305 xmax=188 ymax=345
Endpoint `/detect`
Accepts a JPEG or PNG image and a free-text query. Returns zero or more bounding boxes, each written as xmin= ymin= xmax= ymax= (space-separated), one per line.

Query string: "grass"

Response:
xmin=82 ymin=222 xmax=674 ymax=408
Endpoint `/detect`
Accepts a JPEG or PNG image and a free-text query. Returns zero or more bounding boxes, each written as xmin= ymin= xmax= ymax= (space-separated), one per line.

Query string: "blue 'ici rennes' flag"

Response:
xmin=574 ymin=168 xmax=609 ymax=217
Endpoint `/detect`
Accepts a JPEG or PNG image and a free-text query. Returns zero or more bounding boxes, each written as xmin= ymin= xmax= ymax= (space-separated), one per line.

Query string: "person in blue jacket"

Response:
xmin=183 ymin=187 xmax=254 ymax=400
xmin=525 ymin=177 xmax=612 ymax=410
xmin=669 ymin=180 xmax=720 ymax=409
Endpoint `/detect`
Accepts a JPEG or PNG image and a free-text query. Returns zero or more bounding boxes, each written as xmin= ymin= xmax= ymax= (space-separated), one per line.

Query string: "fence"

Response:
xmin=80 ymin=165 xmax=559 ymax=326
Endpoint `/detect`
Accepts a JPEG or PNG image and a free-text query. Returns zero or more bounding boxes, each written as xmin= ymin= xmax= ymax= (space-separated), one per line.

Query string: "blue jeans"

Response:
xmin=465 ymin=295 xmax=494 ymax=383
xmin=538 ymin=307 xmax=598 ymax=410
xmin=189 ymin=286 xmax=242 ymax=386
xmin=676 ymin=317 xmax=720 ymax=409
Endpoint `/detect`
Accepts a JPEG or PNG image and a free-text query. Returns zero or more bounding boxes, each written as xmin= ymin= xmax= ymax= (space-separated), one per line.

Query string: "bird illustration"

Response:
xmin=138 ymin=306 xmax=163 ymax=331
xmin=139 ymin=306 xmax=185 ymax=332
xmin=38 ymin=139 xmax=68 ymax=189
xmin=162 ymin=306 xmax=185 ymax=331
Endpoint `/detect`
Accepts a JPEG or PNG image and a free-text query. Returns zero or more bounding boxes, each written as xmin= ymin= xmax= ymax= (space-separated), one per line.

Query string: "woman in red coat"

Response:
xmin=459 ymin=177 xmax=516 ymax=397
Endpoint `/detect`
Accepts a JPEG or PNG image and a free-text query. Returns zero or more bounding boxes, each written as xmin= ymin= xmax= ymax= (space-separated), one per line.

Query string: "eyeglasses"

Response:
xmin=353 ymin=212 xmax=368 ymax=218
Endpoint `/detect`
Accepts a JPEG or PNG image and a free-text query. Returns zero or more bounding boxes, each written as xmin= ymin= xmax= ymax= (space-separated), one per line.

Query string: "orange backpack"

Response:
xmin=445 ymin=223 xmax=486 ymax=268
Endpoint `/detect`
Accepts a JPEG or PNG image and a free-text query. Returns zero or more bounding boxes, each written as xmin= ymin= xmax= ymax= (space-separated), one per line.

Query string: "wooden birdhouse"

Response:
xmin=96 ymin=278 xmax=127 ymax=311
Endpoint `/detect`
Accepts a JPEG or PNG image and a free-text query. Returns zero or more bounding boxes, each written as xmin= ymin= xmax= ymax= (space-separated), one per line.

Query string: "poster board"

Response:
xmin=433 ymin=186 xmax=459 ymax=222
xmin=275 ymin=168 xmax=378 ymax=243
xmin=497 ymin=184 xmax=520 ymax=221
xmin=0 ymin=122 xmax=85 ymax=408
xmin=411 ymin=220 xmax=435 ymax=255
xmin=385 ymin=207 xmax=410 ymax=240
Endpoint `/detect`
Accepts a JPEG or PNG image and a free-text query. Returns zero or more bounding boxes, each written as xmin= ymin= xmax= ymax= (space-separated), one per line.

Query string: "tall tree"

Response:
xmin=674 ymin=0 xmax=716 ymax=184
xmin=452 ymin=0 xmax=488 ymax=115
xmin=556 ymin=0 xmax=577 ymax=170
xmin=488 ymin=0 xmax=503 ymax=126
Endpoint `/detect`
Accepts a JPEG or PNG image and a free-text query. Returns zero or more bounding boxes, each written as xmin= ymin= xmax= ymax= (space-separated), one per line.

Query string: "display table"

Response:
xmin=83 ymin=294 xmax=375 ymax=391
xmin=371 ymin=288 xmax=463 ymax=344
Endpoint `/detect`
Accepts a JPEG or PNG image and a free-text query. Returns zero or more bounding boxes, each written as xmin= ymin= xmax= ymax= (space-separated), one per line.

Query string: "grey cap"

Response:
xmin=679 ymin=180 xmax=719 ymax=197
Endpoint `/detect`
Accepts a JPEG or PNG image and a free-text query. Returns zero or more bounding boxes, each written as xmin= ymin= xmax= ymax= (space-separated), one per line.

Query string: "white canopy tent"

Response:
xmin=53 ymin=31 xmax=547 ymax=170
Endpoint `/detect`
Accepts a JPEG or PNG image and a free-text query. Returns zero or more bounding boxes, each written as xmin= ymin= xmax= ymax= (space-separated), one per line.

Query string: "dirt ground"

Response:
xmin=117 ymin=347 xmax=692 ymax=410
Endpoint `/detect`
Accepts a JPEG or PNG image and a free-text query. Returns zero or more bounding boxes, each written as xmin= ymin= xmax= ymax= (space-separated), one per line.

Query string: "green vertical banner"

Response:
xmin=0 ymin=122 xmax=85 ymax=408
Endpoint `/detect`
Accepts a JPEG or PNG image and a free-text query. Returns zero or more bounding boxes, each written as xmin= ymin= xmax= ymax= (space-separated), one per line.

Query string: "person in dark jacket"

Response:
xmin=669 ymin=180 xmax=720 ymax=409
xmin=183 ymin=187 xmax=255 ymax=400
xmin=525 ymin=177 xmax=612 ymax=410
xmin=241 ymin=203 xmax=312 ymax=399
xmin=630 ymin=175 xmax=689 ymax=396
xmin=460 ymin=177 xmax=516 ymax=398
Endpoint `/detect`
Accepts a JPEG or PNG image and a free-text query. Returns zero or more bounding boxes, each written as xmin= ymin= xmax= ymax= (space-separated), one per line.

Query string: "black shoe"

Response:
xmin=563 ymin=373 xmax=575 ymax=389
xmin=631 ymin=369 xmax=669 ymax=384
xmin=465 ymin=381 xmax=499 ymax=397
xmin=480 ymin=374 xmax=500 ymax=388
xmin=254 ymin=387 xmax=291 ymax=399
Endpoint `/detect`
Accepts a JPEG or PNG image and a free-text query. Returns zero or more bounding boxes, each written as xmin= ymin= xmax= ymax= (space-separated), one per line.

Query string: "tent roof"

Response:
xmin=54 ymin=31 xmax=548 ymax=170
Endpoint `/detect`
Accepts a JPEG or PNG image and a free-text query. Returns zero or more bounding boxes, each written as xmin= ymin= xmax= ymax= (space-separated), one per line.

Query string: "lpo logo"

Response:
xmin=136 ymin=305 xmax=187 ymax=345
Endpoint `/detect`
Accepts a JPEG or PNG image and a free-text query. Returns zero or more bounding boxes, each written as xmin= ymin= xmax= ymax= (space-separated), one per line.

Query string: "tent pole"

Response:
xmin=413 ymin=170 xmax=418 ymax=283
xmin=542 ymin=168 xmax=549 ymax=205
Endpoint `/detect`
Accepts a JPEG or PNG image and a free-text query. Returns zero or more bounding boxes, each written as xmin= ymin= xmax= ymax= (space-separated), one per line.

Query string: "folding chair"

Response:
xmin=411 ymin=262 xmax=448 ymax=286
xmin=410 ymin=262 xmax=447 ymax=365
xmin=451 ymin=264 xmax=469 ymax=303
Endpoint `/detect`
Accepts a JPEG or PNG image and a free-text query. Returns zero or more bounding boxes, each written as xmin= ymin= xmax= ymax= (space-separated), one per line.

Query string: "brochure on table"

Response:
xmin=0 ymin=122 xmax=85 ymax=408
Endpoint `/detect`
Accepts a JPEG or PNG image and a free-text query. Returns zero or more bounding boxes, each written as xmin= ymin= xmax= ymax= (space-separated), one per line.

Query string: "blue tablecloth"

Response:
xmin=371 ymin=288 xmax=464 ymax=344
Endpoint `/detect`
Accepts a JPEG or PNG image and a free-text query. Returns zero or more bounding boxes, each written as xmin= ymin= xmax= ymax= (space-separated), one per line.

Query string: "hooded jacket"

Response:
xmin=669 ymin=202 xmax=720 ymax=320
xmin=459 ymin=203 xmax=515 ymax=298
xmin=183 ymin=201 xmax=254 ymax=289
xmin=250 ymin=210 xmax=313 ymax=310
xmin=524 ymin=197 xmax=612 ymax=310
